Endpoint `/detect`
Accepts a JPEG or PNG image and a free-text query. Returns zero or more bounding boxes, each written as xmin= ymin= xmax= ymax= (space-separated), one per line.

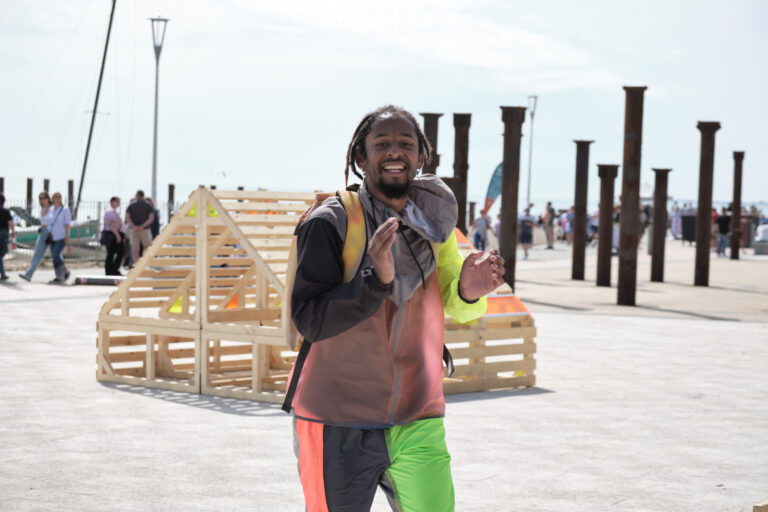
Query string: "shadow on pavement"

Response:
xmin=446 ymin=386 xmax=554 ymax=404
xmin=636 ymin=304 xmax=739 ymax=322
xmin=519 ymin=297 xmax=591 ymax=311
xmin=100 ymin=382 xmax=285 ymax=417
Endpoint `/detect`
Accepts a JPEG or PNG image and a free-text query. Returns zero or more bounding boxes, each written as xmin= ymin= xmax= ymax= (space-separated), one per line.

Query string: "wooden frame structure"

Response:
xmin=96 ymin=187 xmax=536 ymax=403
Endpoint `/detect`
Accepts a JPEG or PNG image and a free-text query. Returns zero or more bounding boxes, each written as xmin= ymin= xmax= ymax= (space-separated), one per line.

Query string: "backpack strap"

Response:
xmin=337 ymin=190 xmax=366 ymax=283
xmin=282 ymin=189 xmax=366 ymax=413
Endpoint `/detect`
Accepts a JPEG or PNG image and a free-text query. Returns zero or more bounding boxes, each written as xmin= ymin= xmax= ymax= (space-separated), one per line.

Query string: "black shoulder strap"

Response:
xmin=281 ymin=341 xmax=311 ymax=413
xmin=443 ymin=344 xmax=454 ymax=377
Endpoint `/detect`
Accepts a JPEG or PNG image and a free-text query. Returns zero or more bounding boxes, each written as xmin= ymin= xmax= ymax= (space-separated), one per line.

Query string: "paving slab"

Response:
xmin=0 ymin=250 xmax=766 ymax=511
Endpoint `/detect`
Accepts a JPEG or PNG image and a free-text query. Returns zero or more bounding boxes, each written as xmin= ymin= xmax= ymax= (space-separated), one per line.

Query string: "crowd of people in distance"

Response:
xmin=100 ymin=189 xmax=160 ymax=276
xmin=467 ymin=200 xmax=767 ymax=261
xmin=0 ymin=189 xmax=162 ymax=284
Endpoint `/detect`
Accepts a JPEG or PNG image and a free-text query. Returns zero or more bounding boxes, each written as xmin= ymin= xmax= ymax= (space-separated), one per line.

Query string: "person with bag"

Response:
xmin=285 ymin=106 xmax=505 ymax=512
xmin=47 ymin=192 xmax=71 ymax=284
xmin=101 ymin=196 xmax=125 ymax=275
xmin=19 ymin=191 xmax=54 ymax=282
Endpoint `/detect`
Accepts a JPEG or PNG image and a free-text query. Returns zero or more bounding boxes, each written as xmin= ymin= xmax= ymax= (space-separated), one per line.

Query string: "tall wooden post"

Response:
xmin=572 ymin=140 xmax=593 ymax=280
xmin=499 ymin=106 xmax=526 ymax=292
xmin=419 ymin=113 xmax=443 ymax=174
xmin=67 ymin=180 xmax=74 ymax=214
xmin=730 ymin=151 xmax=744 ymax=260
xmin=43 ymin=178 xmax=50 ymax=192
xmin=0 ymin=178 xmax=4 ymax=193
xmin=469 ymin=201 xmax=476 ymax=227
xmin=694 ymin=121 xmax=720 ymax=286
xmin=651 ymin=168 xmax=672 ymax=282
xmin=597 ymin=165 xmax=618 ymax=287
xmin=617 ymin=86 xmax=647 ymax=306
xmin=168 ymin=183 xmax=175 ymax=220
xmin=452 ymin=113 xmax=471 ymax=234
xmin=26 ymin=178 xmax=33 ymax=214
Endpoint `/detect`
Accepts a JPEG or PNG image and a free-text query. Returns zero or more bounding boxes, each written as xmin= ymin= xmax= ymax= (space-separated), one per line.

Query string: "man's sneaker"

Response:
xmin=0 ymin=275 xmax=8 ymax=281
xmin=49 ymin=278 xmax=64 ymax=284
xmin=64 ymin=271 xmax=71 ymax=281
xmin=18 ymin=273 xmax=31 ymax=282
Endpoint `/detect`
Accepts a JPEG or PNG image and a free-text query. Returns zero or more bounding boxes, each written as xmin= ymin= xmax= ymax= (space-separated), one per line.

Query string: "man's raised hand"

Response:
xmin=458 ymin=249 xmax=505 ymax=301
xmin=368 ymin=217 xmax=398 ymax=285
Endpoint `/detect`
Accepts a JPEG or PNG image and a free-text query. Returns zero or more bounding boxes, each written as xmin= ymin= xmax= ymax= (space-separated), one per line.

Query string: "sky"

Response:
xmin=1 ymin=0 xmax=766 ymax=219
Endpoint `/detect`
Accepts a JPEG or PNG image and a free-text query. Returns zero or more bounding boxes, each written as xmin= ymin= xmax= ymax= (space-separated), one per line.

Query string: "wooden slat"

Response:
xmin=207 ymin=308 xmax=281 ymax=323
xmin=99 ymin=314 xmax=200 ymax=334
xmin=211 ymin=190 xmax=315 ymax=201
xmin=443 ymin=326 xmax=537 ymax=343
xmin=149 ymin=257 xmax=253 ymax=267
xmin=241 ymin=226 xmax=295 ymax=236
xmin=127 ymin=300 xmax=170 ymax=309
xmin=451 ymin=358 xmax=535 ymax=378
xmin=130 ymin=279 xmax=186 ymax=288
xmin=443 ymin=375 xmax=535 ymax=394
xmin=247 ymin=238 xmax=292 ymax=250
xmin=127 ymin=290 xmax=175 ymax=299
xmin=449 ymin=342 xmax=536 ymax=359
xmin=218 ymin=201 xmax=311 ymax=212
xmin=230 ymin=213 xmax=303 ymax=226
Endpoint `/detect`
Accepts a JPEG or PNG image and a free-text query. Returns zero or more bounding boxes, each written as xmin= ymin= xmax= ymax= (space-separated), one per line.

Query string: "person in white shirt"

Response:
xmin=47 ymin=192 xmax=71 ymax=284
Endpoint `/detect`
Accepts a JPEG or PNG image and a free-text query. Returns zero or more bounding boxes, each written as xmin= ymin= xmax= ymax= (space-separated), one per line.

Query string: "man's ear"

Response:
xmin=417 ymin=151 xmax=425 ymax=170
xmin=355 ymin=148 xmax=366 ymax=171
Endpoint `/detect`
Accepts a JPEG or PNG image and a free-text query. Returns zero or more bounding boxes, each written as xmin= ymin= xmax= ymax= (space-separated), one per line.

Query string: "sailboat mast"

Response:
xmin=74 ymin=0 xmax=117 ymax=219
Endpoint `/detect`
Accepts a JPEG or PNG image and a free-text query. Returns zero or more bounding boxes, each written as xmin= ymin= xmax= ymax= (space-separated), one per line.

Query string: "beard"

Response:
xmin=377 ymin=175 xmax=412 ymax=199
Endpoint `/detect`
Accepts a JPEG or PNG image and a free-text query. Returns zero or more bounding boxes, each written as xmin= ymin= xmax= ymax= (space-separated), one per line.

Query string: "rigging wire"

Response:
xmin=1 ymin=0 xmax=96 ymax=174
xmin=40 ymin=18 xmax=106 ymax=176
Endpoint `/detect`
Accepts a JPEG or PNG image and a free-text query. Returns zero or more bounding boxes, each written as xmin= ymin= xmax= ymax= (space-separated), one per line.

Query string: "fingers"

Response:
xmin=464 ymin=251 xmax=483 ymax=265
xmin=369 ymin=218 xmax=398 ymax=254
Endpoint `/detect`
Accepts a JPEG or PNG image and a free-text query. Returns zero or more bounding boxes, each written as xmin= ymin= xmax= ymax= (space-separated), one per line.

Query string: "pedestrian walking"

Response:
xmin=715 ymin=207 xmax=731 ymax=257
xmin=519 ymin=207 xmax=535 ymax=259
xmin=473 ymin=213 xmax=490 ymax=251
xmin=19 ymin=191 xmax=54 ymax=282
xmin=286 ymin=105 xmax=504 ymax=511
xmin=101 ymin=196 xmax=125 ymax=275
xmin=0 ymin=192 xmax=15 ymax=281
xmin=47 ymin=192 xmax=71 ymax=284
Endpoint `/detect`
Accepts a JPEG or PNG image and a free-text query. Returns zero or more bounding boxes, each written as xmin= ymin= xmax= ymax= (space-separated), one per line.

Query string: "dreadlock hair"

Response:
xmin=344 ymin=105 xmax=433 ymax=187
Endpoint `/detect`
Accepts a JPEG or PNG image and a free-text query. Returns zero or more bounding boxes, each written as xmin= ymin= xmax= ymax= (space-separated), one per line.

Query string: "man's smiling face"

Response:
xmin=356 ymin=114 xmax=424 ymax=200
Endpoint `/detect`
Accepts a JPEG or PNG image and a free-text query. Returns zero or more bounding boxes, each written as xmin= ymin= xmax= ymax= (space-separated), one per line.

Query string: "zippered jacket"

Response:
xmin=291 ymin=175 xmax=487 ymax=427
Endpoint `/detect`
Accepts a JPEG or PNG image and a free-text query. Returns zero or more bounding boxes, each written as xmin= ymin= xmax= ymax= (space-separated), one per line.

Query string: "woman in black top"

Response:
xmin=0 ymin=192 xmax=16 ymax=280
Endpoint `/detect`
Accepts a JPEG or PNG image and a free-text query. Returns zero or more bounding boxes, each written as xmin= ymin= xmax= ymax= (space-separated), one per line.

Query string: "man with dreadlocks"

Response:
xmin=288 ymin=105 xmax=505 ymax=511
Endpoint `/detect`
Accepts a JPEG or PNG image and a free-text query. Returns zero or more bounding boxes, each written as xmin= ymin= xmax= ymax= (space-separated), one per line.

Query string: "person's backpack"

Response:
xmin=280 ymin=189 xmax=455 ymax=413
xmin=281 ymin=189 xmax=366 ymax=412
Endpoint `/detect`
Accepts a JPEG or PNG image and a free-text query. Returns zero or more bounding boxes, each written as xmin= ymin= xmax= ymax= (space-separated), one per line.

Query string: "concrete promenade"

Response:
xmin=1 ymin=239 xmax=766 ymax=511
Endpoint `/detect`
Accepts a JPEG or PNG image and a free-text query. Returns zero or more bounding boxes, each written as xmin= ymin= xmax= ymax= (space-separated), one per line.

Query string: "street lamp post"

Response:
xmin=525 ymin=95 xmax=538 ymax=209
xmin=149 ymin=16 xmax=169 ymax=202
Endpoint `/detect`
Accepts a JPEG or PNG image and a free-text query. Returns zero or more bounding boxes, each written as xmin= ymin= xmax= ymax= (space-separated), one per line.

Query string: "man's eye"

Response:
xmin=376 ymin=143 xmax=388 ymax=149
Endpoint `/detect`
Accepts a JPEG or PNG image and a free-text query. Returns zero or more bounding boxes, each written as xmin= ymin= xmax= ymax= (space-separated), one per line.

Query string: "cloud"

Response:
xmin=176 ymin=0 xmax=621 ymax=92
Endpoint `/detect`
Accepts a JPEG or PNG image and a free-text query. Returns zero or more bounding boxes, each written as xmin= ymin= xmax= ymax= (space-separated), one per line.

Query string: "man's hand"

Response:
xmin=458 ymin=249 xmax=505 ymax=301
xmin=368 ymin=217 xmax=398 ymax=285
xmin=133 ymin=225 xmax=142 ymax=232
